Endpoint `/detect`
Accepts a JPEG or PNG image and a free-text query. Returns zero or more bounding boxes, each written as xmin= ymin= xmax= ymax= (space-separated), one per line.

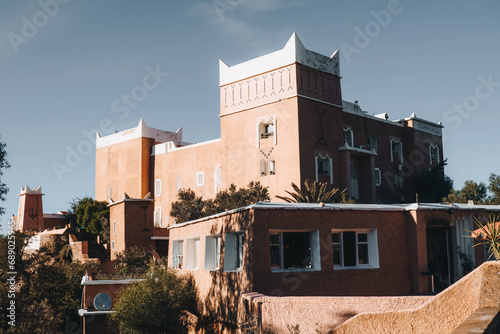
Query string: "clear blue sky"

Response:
xmin=1 ymin=0 xmax=499 ymax=232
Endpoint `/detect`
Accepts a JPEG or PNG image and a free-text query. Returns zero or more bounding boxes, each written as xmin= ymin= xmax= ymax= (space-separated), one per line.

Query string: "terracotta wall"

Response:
xmin=333 ymin=261 xmax=500 ymax=334
xmin=251 ymin=208 xmax=413 ymax=297
xmin=168 ymin=210 xmax=254 ymax=323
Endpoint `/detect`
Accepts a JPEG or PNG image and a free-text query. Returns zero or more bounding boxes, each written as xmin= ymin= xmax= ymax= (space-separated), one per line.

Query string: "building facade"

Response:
xmin=95 ymin=33 xmax=444 ymax=230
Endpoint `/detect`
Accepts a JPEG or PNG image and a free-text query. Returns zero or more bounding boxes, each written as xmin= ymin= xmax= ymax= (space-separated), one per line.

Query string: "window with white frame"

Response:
xmin=155 ymin=179 xmax=162 ymax=197
xmin=315 ymin=154 xmax=333 ymax=184
xmin=367 ymin=135 xmax=378 ymax=152
xmin=258 ymin=118 xmax=276 ymax=140
xmin=113 ymin=220 xmax=116 ymax=234
xmin=214 ymin=166 xmax=222 ymax=194
xmin=343 ymin=127 xmax=353 ymax=147
xmin=269 ymin=159 xmax=276 ymax=175
xmin=375 ymin=168 xmax=381 ymax=186
xmin=429 ymin=144 xmax=439 ymax=165
xmin=186 ymin=238 xmax=200 ymax=270
xmin=224 ymin=232 xmax=245 ymax=271
xmin=391 ymin=139 xmax=403 ymax=163
xmin=260 ymin=159 xmax=267 ymax=176
xmin=196 ymin=172 xmax=204 ymax=186
xmin=394 ymin=174 xmax=403 ymax=188
xmin=154 ymin=208 xmax=161 ymax=227
xmin=269 ymin=231 xmax=321 ymax=270
xmin=332 ymin=230 xmax=379 ymax=269
xmin=111 ymin=240 xmax=115 ymax=251
xmin=108 ymin=186 xmax=112 ymax=201
xmin=172 ymin=240 xmax=184 ymax=269
xmin=205 ymin=235 xmax=221 ymax=270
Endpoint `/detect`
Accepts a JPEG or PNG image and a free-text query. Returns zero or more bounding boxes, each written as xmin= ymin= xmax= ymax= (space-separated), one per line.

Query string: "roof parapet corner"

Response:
xmin=144 ymin=192 xmax=151 ymax=199
xmin=123 ymin=192 xmax=130 ymax=200
xmin=176 ymin=126 xmax=183 ymax=140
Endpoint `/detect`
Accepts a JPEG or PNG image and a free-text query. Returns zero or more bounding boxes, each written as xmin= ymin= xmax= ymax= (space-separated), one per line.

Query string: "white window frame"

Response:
xmin=196 ymin=172 xmax=204 ymax=186
xmin=269 ymin=230 xmax=321 ymax=272
xmin=186 ymin=238 xmax=200 ymax=270
xmin=394 ymin=174 xmax=403 ymax=188
xmin=224 ymin=231 xmax=245 ymax=271
xmin=108 ymin=186 xmax=112 ymax=201
xmin=113 ymin=220 xmax=116 ymax=234
xmin=343 ymin=126 xmax=353 ymax=147
xmin=332 ymin=229 xmax=379 ymax=269
xmin=315 ymin=153 xmax=333 ymax=184
xmin=154 ymin=207 xmax=162 ymax=227
xmin=429 ymin=144 xmax=440 ymax=165
xmin=214 ymin=166 xmax=222 ymax=194
xmin=155 ymin=179 xmax=162 ymax=197
xmin=375 ymin=168 xmax=381 ymax=187
xmin=204 ymin=235 xmax=221 ymax=271
xmin=111 ymin=240 xmax=115 ymax=251
xmin=390 ymin=139 xmax=403 ymax=163
xmin=269 ymin=159 xmax=276 ymax=175
xmin=256 ymin=116 xmax=277 ymax=148
xmin=260 ymin=159 xmax=267 ymax=176
xmin=172 ymin=240 xmax=184 ymax=269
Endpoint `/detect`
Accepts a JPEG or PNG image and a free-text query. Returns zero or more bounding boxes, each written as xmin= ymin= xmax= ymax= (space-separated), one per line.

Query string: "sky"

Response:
xmin=0 ymin=0 xmax=499 ymax=233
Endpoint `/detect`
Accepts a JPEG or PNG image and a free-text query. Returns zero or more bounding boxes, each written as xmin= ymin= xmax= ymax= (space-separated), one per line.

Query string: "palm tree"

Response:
xmin=276 ymin=179 xmax=347 ymax=203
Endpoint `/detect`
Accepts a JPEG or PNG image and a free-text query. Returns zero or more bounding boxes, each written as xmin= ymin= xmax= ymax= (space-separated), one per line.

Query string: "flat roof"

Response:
xmin=168 ymin=202 xmax=500 ymax=229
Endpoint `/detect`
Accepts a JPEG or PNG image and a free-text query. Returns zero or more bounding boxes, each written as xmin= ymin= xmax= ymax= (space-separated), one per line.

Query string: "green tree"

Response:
xmin=276 ymin=179 xmax=346 ymax=203
xmin=0 ymin=231 xmax=86 ymax=332
xmin=0 ymin=136 xmax=10 ymax=216
xmin=111 ymin=268 xmax=198 ymax=334
xmin=171 ymin=182 xmax=269 ymax=224
xmin=445 ymin=180 xmax=488 ymax=204
xmin=413 ymin=160 xmax=453 ymax=203
xmin=113 ymin=246 xmax=153 ymax=275
xmin=67 ymin=197 xmax=109 ymax=235
xmin=487 ymin=173 xmax=500 ymax=204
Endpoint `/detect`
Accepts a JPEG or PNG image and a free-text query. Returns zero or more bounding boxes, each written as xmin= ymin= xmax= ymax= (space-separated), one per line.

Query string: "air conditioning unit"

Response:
xmin=397 ymin=164 xmax=404 ymax=171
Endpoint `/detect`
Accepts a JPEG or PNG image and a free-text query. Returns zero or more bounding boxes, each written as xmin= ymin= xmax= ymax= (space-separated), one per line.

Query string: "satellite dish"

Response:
xmin=94 ymin=293 xmax=112 ymax=311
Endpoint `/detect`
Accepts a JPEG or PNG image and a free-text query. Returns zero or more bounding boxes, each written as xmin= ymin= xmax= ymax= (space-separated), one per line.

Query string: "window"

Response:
xmin=269 ymin=160 xmax=276 ymax=175
xmin=394 ymin=174 xmax=403 ymax=188
xmin=214 ymin=166 xmax=222 ymax=194
xmin=429 ymin=144 xmax=439 ymax=165
xmin=108 ymin=186 xmax=112 ymax=201
xmin=224 ymin=232 xmax=245 ymax=271
xmin=375 ymin=168 xmax=381 ymax=187
xmin=343 ymin=127 xmax=353 ymax=147
xmin=332 ymin=230 xmax=379 ymax=269
xmin=113 ymin=220 xmax=116 ymax=234
xmin=205 ymin=235 xmax=221 ymax=270
xmin=172 ymin=240 xmax=184 ymax=269
xmin=257 ymin=117 xmax=277 ymax=145
xmin=269 ymin=231 xmax=321 ymax=271
xmin=111 ymin=240 xmax=115 ymax=251
xmin=154 ymin=208 xmax=161 ymax=227
xmin=390 ymin=139 xmax=403 ymax=163
xmin=155 ymin=179 xmax=161 ymax=197
xmin=367 ymin=135 xmax=378 ymax=152
xmin=196 ymin=172 xmax=204 ymax=186
xmin=315 ymin=154 xmax=333 ymax=184
xmin=186 ymin=238 xmax=200 ymax=270
xmin=260 ymin=159 xmax=267 ymax=176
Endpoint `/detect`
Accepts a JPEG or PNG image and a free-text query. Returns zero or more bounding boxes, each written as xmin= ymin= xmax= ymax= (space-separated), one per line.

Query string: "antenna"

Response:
xmin=94 ymin=293 xmax=112 ymax=311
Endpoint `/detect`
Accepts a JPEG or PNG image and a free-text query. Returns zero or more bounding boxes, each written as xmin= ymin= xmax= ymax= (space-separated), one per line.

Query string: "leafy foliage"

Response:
xmin=470 ymin=213 xmax=500 ymax=261
xmin=111 ymin=267 xmax=198 ymax=334
xmin=0 ymin=231 xmax=86 ymax=332
xmin=487 ymin=173 xmax=500 ymax=204
xmin=276 ymin=179 xmax=346 ymax=203
xmin=0 ymin=136 xmax=10 ymax=216
xmin=171 ymin=182 xmax=269 ymax=224
xmin=413 ymin=160 xmax=453 ymax=203
xmin=67 ymin=197 xmax=109 ymax=235
xmin=445 ymin=180 xmax=488 ymax=204
xmin=113 ymin=246 xmax=153 ymax=275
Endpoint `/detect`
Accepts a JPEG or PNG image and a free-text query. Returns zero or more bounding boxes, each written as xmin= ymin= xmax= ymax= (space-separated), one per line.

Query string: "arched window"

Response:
xmin=315 ymin=154 xmax=333 ymax=184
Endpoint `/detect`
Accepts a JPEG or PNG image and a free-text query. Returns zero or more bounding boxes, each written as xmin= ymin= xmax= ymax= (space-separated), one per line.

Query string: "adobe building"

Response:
xmin=13 ymin=186 xmax=69 ymax=232
xmin=167 ymin=202 xmax=500 ymax=329
xmin=95 ymin=33 xmax=444 ymax=233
